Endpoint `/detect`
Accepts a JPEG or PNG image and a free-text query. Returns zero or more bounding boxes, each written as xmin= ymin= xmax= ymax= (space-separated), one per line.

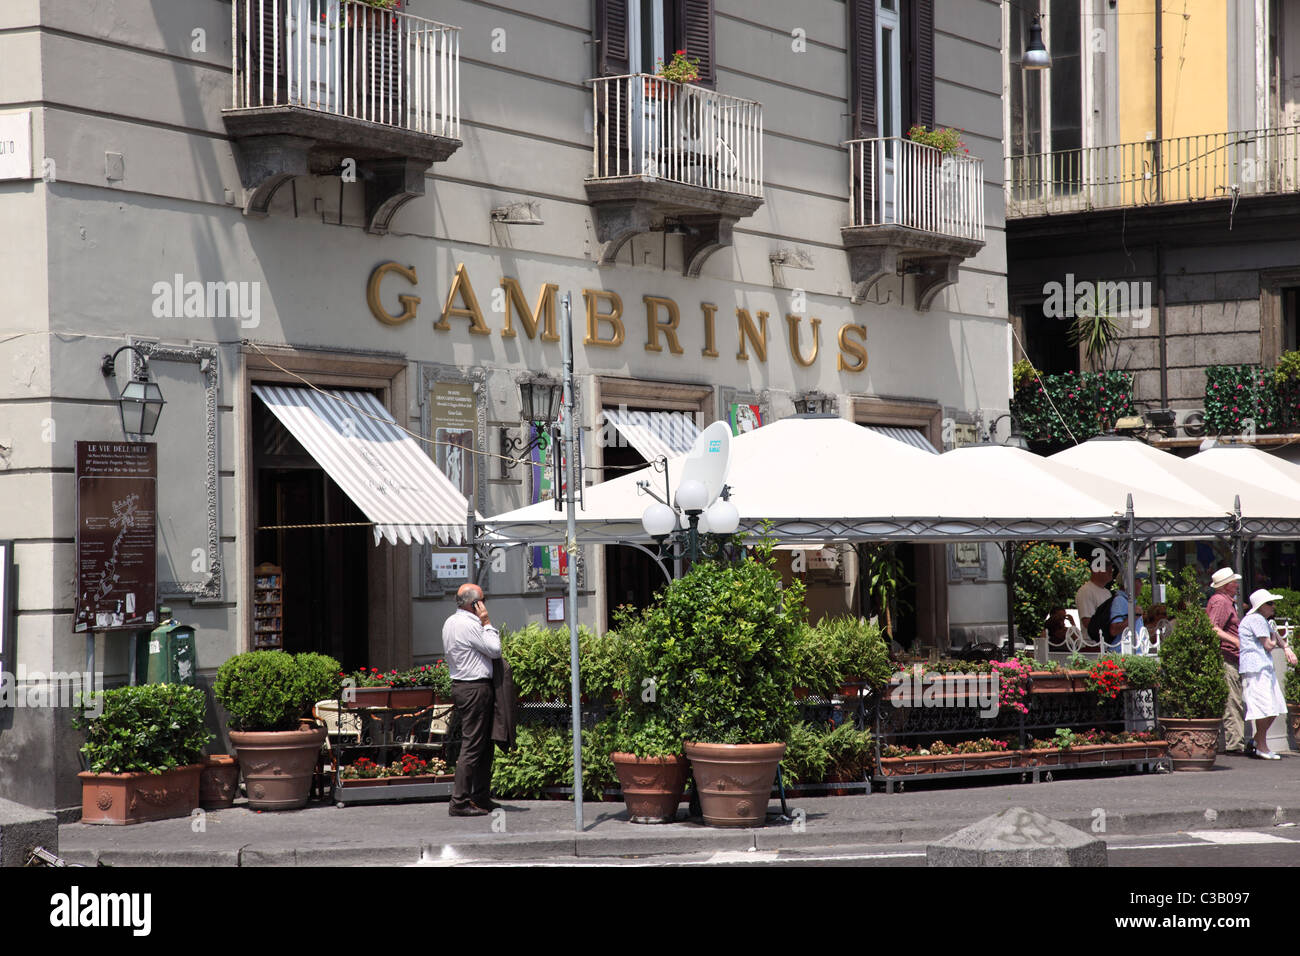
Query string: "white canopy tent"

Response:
xmin=484 ymin=416 xmax=1153 ymax=546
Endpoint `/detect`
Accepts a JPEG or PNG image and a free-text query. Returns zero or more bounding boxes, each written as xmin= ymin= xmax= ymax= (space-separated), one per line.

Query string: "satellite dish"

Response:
xmin=677 ymin=421 xmax=732 ymax=507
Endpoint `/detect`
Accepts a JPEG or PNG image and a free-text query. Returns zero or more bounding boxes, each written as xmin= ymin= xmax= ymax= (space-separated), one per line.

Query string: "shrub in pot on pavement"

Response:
xmin=605 ymin=611 xmax=686 ymax=822
xmin=74 ymin=683 xmax=212 ymax=824
xmin=1158 ymin=608 xmax=1229 ymax=771
xmin=618 ymin=540 xmax=805 ymax=826
xmin=214 ymin=650 xmax=341 ymax=809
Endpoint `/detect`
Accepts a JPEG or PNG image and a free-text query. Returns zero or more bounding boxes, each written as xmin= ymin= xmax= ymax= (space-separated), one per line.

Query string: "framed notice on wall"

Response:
xmin=430 ymin=381 xmax=478 ymax=509
xmin=0 ymin=540 xmax=12 ymax=666
xmin=74 ymin=442 xmax=158 ymax=632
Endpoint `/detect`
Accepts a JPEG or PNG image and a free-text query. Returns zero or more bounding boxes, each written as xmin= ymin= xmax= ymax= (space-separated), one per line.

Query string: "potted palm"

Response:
xmin=622 ymin=541 xmax=803 ymax=827
xmin=214 ymin=650 xmax=341 ymax=809
xmin=1158 ymin=608 xmax=1229 ymax=770
xmin=74 ymin=683 xmax=211 ymax=825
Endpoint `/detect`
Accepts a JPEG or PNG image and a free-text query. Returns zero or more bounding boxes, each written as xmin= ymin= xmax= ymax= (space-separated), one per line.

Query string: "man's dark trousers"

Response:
xmin=450 ymin=678 xmax=495 ymax=811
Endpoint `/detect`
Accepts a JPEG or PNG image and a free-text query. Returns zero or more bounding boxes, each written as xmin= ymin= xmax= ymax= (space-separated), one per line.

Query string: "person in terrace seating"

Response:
xmin=1075 ymin=563 xmax=1114 ymax=639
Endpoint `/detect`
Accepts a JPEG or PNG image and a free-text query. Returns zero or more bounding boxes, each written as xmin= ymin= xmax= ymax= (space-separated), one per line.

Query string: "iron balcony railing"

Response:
xmin=231 ymin=0 xmax=460 ymax=138
xmin=1006 ymin=125 xmax=1300 ymax=217
xmin=589 ymin=74 xmax=763 ymax=198
xmin=847 ymin=137 xmax=985 ymax=241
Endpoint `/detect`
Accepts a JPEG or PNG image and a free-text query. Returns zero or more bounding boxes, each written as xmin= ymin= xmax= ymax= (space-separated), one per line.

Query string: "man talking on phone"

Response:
xmin=443 ymin=583 xmax=501 ymax=816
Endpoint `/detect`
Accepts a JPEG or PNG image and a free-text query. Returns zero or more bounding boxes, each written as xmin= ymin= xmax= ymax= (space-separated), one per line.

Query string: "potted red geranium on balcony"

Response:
xmin=647 ymin=49 xmax=700 ymax=99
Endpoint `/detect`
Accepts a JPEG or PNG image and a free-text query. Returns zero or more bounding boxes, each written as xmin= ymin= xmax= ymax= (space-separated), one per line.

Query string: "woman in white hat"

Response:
xmin=1237 ymin=589 xmax=1298 ymax=759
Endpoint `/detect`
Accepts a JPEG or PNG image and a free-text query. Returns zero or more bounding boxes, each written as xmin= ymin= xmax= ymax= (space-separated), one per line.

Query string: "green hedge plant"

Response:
xmin=214 ymin=650 xmax=341 ymax=732
xmin=74 ymin=683 xmax=212 ymax=774
xmin=1158 ymin=608 xmax=1229 ymax=720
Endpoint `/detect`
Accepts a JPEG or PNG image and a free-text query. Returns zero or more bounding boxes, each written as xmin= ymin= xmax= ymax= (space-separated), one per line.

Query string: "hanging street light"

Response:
xmin=101 ymin=345 xmax=165 ymax=437
xmin=1023 ymin=16 xmax=1051 ymax=70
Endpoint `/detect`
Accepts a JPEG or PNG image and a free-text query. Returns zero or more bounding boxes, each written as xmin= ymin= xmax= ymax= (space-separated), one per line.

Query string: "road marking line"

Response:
xmin=1187 ymin=830 xmax=1295 ymax=844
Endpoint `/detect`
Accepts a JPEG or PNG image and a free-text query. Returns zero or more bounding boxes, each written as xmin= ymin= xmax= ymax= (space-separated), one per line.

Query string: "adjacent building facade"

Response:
xmin=1006 ymin=0 xmax=1300 ymax=443
xmin=0 ymin=0 xmax=1009 ymax=811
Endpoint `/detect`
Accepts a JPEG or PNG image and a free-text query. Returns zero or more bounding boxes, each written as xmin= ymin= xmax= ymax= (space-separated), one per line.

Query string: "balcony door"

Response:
xmin=286 ymin=0 xmax=342 ymax=112
xmin=877 ymin=0 xmax=902 ymax=219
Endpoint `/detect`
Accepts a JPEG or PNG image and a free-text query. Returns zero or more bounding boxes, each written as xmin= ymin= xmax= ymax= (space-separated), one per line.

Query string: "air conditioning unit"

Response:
xmin=1177 ymin=408 xmax=1207 ymax=438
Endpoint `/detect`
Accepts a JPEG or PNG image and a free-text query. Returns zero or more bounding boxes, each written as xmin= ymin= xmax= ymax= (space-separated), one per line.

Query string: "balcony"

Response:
xmin=1006 ymin=126 xmax=1300 ymax=219
xmin=224 ymin=0 xmax=461 ymax=234
xmin=842 ymin=138 xmax=985 ymax=310
xmin=586 ymin=74 xmax=764 ymax=274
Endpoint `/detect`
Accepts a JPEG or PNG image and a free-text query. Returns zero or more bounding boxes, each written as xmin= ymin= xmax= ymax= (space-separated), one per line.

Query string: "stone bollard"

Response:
xmin=927 ymin=806 xmax=1106 ymax=867
xmin=0 ymin=797 xmax=58 ymax=867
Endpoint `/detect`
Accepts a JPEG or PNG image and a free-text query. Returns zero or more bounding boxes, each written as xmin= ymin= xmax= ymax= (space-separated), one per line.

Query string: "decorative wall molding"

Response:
xmin=130 ymin=340 xmax=223 ymax=601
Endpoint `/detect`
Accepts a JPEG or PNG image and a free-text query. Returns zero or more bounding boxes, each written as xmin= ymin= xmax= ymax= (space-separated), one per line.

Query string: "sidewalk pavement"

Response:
xmin=58 ymin=753 xmax=1300 ymax=866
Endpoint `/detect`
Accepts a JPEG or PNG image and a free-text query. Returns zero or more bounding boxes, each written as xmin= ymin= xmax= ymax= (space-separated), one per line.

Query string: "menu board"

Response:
xmin=74 ymin=442 xmax=157 ymax=632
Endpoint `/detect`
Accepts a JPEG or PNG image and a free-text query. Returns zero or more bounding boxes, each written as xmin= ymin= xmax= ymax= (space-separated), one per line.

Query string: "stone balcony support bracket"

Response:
xmin=223 ymin=107 xmax=461 ymax=232
xmin=843 ymin=223 xmax=984 ymax=311
xmin=586 ymin=177 xmax=762 ymax=274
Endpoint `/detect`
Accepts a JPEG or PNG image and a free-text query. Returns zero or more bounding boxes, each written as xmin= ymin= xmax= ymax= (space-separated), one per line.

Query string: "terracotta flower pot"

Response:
xmin=1159 ymin=717 xmax=1221 ymax=771
xmin=684 ymin=741 xmax=785 ymax=827
xmin=229 ymin=726 xmax=327 ymax=810
xmin=199 ymin=755 xmax=241 ymax=810
xmin=611 ymin=752 xmax=688 ymax=824
xmin=79 ymin=764 xmax=203 ymax=825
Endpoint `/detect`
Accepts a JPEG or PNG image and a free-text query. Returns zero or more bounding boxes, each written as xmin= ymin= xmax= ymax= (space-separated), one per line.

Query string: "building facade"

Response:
xmin=1006 ymin=0 xmax=1300 ymax=442
xmin=0 ymin=0 xmax=1009 ymax=811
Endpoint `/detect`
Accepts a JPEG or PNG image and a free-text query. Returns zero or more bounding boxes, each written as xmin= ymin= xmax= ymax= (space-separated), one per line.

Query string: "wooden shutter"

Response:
xmin=596 ymin=0 xmax=631 ymax=76
xmin=676 ymin=0 xmax=716 ymax=89
xmin=911 ymin=0 xmax=935 ymax=129
xmin=237 ymin=0 xmax=288 ymax=107
xmin=849 ymin=0 xmax=877 ymax=138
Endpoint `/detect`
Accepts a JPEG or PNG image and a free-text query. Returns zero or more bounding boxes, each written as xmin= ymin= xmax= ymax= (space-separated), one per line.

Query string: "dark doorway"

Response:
xmin=253 ymin=398 xmax=369 ymax=669
xmin=602 ymin=423 xmax=666 ymax=631
xmin=1020 ymin=300 xmax=1078 ymax=375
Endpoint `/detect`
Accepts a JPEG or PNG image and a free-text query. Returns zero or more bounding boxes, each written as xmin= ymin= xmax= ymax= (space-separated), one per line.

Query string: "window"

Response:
xmin=1007 ymin=2 xmax=1084 ymax=194
xmin=878 ymin=0 xmax=901 ymax=142
xmin=850 ymin=0 xmax=934 ymax=139
xmin=596 ymin=0 xmax=715 ymax=87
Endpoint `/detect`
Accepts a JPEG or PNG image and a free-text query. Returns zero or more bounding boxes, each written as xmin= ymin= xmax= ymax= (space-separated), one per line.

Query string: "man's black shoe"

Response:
xmin=477 ymin=799 xmax=502 ymax=811
xmin=448 ymin=804 xmax=490 ymax=817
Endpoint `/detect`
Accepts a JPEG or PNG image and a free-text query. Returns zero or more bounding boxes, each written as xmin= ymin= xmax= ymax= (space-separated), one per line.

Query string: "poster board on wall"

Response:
xmin=74 ymin=442 xmax=157 ymax=632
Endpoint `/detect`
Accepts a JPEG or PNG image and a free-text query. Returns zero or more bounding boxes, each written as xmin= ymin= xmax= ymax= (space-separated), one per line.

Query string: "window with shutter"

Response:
xmin=675 ymin=0 xmax=715 ymax=89
xmin=849 ymin=0 xmax=877 ymax=138
xmin=910 ymin=0 xmax=935 ymax=129
xmin=596 ymin=0 xmax=631 ymax=76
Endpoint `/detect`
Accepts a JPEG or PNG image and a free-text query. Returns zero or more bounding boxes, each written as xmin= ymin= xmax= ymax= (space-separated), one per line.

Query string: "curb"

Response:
xmin=55 ymin=802 xmax=1300 ymax=865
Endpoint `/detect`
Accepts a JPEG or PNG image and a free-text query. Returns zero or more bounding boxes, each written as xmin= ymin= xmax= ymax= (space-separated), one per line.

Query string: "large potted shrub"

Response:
xmin=1158 ymin=608 xmax=1229 ymax=770
xmin=214 ymin=650 xmax=341 ymax=809
xmin=74 ymin=683 xmax=211 ymax=825
xmin=605 ymin=613 xmax=685 ymax=823
xmin=623 ymin=542 xmax=804 ymax=827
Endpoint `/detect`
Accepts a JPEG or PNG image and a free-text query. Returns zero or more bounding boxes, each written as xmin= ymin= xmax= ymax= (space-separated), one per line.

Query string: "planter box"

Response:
xmin=1020 ymin=747 xmax=1074 ymax=767
xmin=338 ymin=777 xmax=389 ymax=788
xmin=346 ymin=687 xmax=391 ymax=710
xmin=79 ymin=764 xmax=203 ymax=825
xmin=878 ymin=750 xmax=1016 ymax=776
xmin=1027 ymin=670 xmax=1089 ymax=694
xmin=387 ymin=687 xmax=434 ymax=709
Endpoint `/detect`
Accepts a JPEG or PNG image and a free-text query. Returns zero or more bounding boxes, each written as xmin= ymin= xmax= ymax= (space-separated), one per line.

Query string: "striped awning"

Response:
xmin=252 ymin=385 xmax=472 ymax=546
xmin=864 ymin=425 xmax=939 ymax=455
xmin=601 ymin=408 xmax=700 ymax=463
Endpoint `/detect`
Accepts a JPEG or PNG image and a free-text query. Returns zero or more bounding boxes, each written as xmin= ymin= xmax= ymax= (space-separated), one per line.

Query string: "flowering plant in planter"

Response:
xmin=952 ymin=737 xmax=1010 ymax=754
xmin=341 ymin=757 xmax=384 ymax=779
xmin=403 ymin=662 xmax=453 ymax=699
xmin=655 ymin=49 xmax=701 ymax=85
xmin=1085 ymin=658 xmax=1127 ymax=700
xmin=906 ymin=125 xmax=967 ymax=154
xmin=990 ymin=658 xmax=1030 ymax=715
xmin=347 ymin=667 xmax=393 ymax=688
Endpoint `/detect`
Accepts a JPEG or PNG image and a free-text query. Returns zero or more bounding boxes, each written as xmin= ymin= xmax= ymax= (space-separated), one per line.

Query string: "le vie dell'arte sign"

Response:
xmin=366 ymin=262 xmax=870 ymax=372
